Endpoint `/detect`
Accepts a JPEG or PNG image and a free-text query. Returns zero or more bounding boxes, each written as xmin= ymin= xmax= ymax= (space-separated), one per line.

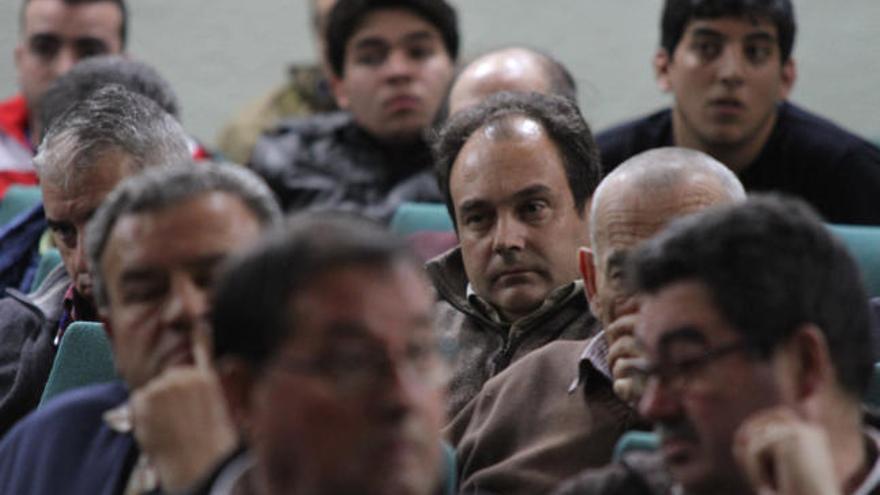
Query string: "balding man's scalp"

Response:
xmin=590 ymin=147 xmax=746 ymax=245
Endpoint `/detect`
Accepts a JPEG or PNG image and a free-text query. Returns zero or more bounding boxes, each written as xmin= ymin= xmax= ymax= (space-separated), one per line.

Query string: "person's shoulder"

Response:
xmin=264 ymin=111 xmax=352 ymax=140
xmin=9 ymin=381 xmax=127 ymax=436
xmin=779 ymin=102 xmax=880 ymax=158
xmin=597 ymin=109 xmax=673 ymax=172
xmin=552 ymin=451 xmax=671 ymax=495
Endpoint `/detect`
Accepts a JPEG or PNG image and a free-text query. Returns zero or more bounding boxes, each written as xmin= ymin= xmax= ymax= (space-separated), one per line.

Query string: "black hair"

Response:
xmin=630 ymin=195 xmax=874 ymax=399
xmin=212 ymin=213 xmax=418 ymax=369
xmin=660 ymin=0 xmax=796 ymax=62
xmin=325 ymin=0 xmax=459 ymax=78
xmin=433 ymin=91 xmax=601 ymax=229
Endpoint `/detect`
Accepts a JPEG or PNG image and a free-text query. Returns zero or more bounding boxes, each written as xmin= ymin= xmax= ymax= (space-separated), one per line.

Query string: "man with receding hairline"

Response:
xmin=447 ymin=147 xmax=746 ymax=495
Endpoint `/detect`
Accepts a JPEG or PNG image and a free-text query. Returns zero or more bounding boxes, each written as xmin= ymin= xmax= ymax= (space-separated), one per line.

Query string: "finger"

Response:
xmin=605 ymin=314 xmax=638 ymax=344
xmin=608 ymin=335 xmax=640 ymax=368
xmin=192 ymin=323 xmax=213 ymax=372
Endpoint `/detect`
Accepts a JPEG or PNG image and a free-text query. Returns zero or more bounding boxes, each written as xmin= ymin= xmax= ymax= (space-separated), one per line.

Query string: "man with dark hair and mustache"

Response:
xmin=555 ymin=195 xmax=880 ymax=495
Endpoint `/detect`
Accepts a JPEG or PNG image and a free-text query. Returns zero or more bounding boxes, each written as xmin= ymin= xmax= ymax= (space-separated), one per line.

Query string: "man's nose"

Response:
xmin=383 ymin=49 xmax=415 ymax=82
xmin=161 ymin=275 xmax=209 ymax=331
xmin=52 ymin=46 xmax=78 ymax=77
xmin=638 ymin=376 xmax=681 ymax=421
xmin=717 ymin=45 xmax=745 ymax=87
xmin=492 ymin=215 xmax=526 ymax=254
xmin=72 ymin=230 xmax=89 ymax=275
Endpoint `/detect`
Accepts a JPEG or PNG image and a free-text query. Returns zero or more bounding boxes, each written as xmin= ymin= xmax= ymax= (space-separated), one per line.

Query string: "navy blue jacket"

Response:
xmin=0 ymin=381 xmax=138 ymax=494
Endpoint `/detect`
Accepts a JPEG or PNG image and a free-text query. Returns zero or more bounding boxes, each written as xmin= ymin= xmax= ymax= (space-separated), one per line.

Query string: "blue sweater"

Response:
xmin=0 ymin=381 xmax=138 ymax=495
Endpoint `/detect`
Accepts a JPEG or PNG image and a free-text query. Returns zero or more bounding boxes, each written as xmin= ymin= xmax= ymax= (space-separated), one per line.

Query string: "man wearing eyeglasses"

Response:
xmin=192 ymin=214 xmax=447 ymax=495
xmin=1 ymin=0 xmax=126 ymax=197
xmin=555 ymin=196 xmax=880 ymax=495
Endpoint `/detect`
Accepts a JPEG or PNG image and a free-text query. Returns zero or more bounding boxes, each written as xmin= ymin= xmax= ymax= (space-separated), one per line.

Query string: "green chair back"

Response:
xmin=828 ymin=224 xmax=880 ymax=297
xmin=390 ymin=202 xmax=453 ymax=236
xmin=441 ymin=441 xmax=457 ymax=495
xmin=29 ymin=248 xmax=62 ymax=293
xmin=0 ymin=185 xmax=42 ymax=226
xmin=612 ymin=430 xmax=660 ymax=461
xmin=39 ymin=321 xmax=117 ymax=407
xmin=865 ymin=363 xmax=880 ymax=409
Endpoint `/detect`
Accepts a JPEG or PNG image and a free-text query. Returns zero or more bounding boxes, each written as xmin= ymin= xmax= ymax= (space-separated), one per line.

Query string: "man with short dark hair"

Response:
xmin=0 ymin=85 xmax=190 ymax=437
xmin=555 ymin=195 xmax=880 ymax=495
xmin=0 ymin=163 xmax=282 ymax=494
xmin=430 ymin=91 xmax=601 ymax=417
xmin=0 ymin=0 xmax=127 ymax=196
xmin=190 ymin=214 xmax=447 ymax=495
xmin=598 ymin=0 xmax=880 ymax=225
xmin=249 ymin=0 xmax=459 ymax=222
xmin=447 ymin=46 xmax=578 ymax=117
xmin=447 ymin=147 xmax=746 ymax=495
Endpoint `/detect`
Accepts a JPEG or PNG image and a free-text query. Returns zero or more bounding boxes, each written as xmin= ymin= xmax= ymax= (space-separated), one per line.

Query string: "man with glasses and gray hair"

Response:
xmin=0 ymin=163 xmax=281 ymax=494
xmin=0 ymin=84 xmax=190 ymax=437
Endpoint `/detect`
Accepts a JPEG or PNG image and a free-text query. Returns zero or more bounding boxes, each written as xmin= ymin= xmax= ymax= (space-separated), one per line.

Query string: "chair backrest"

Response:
xmin=39 ymin=321 xmax=117 ymax=407
xmin=30 ymin=248 xmax=62 ymax=293
xmin=865 ymin=363 xmax=880 ymax=409
xmin=828 ymin=224 xmax=880 ymax=297
xmin=0 ymin=185 xmax=42 ymax=226
xmin=441 ymin=441 xmax=457 ymax=495
xmin=390 ymin=202 xmax=453 ymax=236
xmin=612 ymin=430 xmax=659 ymax=461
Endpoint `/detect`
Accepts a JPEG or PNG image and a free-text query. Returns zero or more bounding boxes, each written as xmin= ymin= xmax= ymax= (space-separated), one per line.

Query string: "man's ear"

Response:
xmin=784 ymin=323 xmax=830 ymax=403
xmin=579 ymin=247 xmax=598 ymax=303
xmin=654 ymin=48 xmax=673 ymax=93
xmin=329 ymin=74 xmax=349 ymax=109
xmin=779 ymin=57 xmax=797 ymax=101
xmin=216 ymin=357 xmax=256 ymax=436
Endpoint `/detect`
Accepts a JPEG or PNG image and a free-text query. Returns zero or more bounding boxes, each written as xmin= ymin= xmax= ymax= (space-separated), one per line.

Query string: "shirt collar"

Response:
xmin=466 ymin=280 xmax=583 ymax=326
xmin=568 ymin=329 xmax=612 ymax=393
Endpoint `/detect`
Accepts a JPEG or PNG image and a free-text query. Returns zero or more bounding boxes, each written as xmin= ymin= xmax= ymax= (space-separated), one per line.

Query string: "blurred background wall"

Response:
xmin=1 ymin=0 xmax=877 ymax=149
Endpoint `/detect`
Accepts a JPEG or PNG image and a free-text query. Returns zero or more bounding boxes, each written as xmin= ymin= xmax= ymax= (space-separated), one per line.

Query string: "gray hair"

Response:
xmin=86 ymin=162 xmax=283 ymax=309
xmin=33 ymin=84 xmax=189 ymax=190
xmin=589 ymin=147 xmax=746 ymax=247
xmin=38 ymin=55 xmax=180 ymax=137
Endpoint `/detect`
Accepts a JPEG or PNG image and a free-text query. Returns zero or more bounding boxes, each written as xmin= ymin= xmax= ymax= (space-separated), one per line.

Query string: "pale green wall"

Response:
xmin=1 ymin=0 xmax=877 ymax=146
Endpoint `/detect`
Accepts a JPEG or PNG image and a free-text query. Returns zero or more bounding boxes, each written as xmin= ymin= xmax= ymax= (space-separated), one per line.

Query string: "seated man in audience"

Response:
xmin=0 ymin=163 xmax=282 ymax=494
xmin=1 ymin=0 xmax=127 ymax=196
xmin=249 ymin=0 xmax=458 ymax=222
xmin=193 ymin=214 xmax=447 ymax=495
xmin=597 ymin=0 xmax=880 ymax=225
xmin=447 ymin=46 xmax=578 ymax=117
xmin=0 ymin=85 xmax=191 ymax=436
xmin=0 ymin=54 xmax=204 ymax=296
xmin=217 ymin=0 xmax=339 ymax=165
xmin=430 ymin=91 xmax=602 ymax=417
xmin=447 ymin=147 xmax=746 ymax=495
xmin=555 ymin=195 xmax=879 ymax=495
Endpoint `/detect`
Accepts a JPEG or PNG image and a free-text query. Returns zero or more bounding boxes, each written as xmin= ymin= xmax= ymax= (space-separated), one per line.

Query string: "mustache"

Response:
xmin=655 ymin=417 xmax=699 ymax=443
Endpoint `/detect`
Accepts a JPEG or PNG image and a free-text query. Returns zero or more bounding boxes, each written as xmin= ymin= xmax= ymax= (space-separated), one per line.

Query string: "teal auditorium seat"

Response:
xmin=828 ymin=224 xmax=880 ymax=297
xmin=39 ymin=321 xmax=117 ymax=407
xmin=390 ymin=202 xmax=453 ymax=235
xmin=0 ymin=185 xmax=41 ymax=226
xmin=29 ymin=248 xmax=62 ymax=293
xmin=865 ymin=363 xmax=880 ymax=409
xmin=612 ymin=430 xmax=660 ymax=461
xmin=441 ymin=441 xmax=458 ymax=495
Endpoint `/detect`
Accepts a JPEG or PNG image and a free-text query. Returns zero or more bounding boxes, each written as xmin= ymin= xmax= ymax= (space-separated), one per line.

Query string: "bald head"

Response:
xmin=447 ymin=47 xmax=576 ymax=116
xmin=590 ymin=147 xmax=744 ymax=247
xmin=583 ymin=147 xmax=745 ymax=326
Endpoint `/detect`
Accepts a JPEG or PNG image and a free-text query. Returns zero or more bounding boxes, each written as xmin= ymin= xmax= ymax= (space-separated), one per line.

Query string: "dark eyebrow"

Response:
xmin=657 ymin=325 xmax=709 ymax=351
xmin=512 ymin=184 xmax=553 ymax=202
xmin=352 ymin=37 xmax=389 ymax=52
xmin=46 ymin=219 xmax=72 ymax=230
xmin=401 ymin=30 xmax=437 ymax=44
xmin=458 ymin=198 xmax=491 ymax=216
xmin=743 ymin=32 xmax=777 ymax=44
xmin=690 ymin=27 xmax=725 ymax=39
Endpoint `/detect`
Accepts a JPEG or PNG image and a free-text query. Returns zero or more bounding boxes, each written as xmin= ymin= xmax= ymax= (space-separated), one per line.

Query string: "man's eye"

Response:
xmin=519 ymin=201 xmax=549 ymax=221
xmin=75 ymin=39 xmax=110 ymax=59
xmin=121 ymin=284 xmax=165 ymax=304
xmin=29 ymin=36 xmax=61 ymax=59
xmin=744 ymin=44 xmax=773 ymax=64
xmin=463 ymin=212 xmax=491 ymax=230
xmin=692 ymin=40 xmax=721 ymax=60
xmin=355 ymin=48 xmax=387 ymax=66
xmin=407 ymin=44 xmax=435 ymax=61
xmin=50 ymin=225 xmax=76 ymax=248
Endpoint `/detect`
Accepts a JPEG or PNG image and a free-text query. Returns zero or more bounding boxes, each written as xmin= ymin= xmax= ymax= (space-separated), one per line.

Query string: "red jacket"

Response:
xmin=0 ymin=95 xmax=38 ymax=198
